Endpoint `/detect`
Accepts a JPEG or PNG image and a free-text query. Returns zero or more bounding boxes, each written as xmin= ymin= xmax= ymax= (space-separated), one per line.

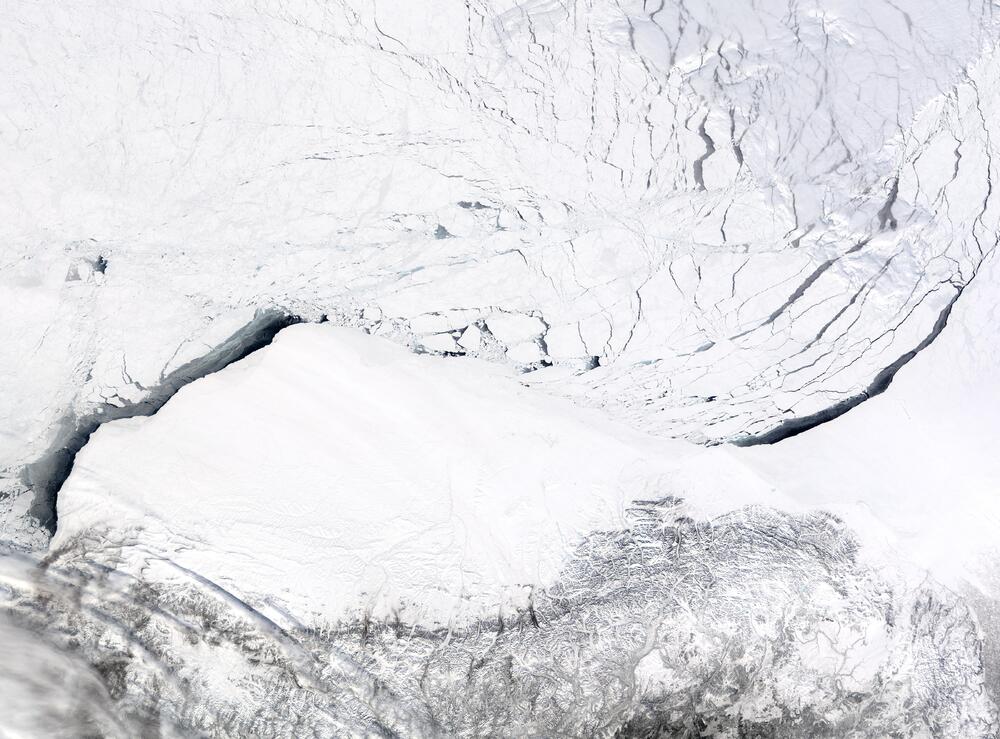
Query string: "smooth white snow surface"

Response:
xmin=54 ymin=324 xmax=787 ymax=625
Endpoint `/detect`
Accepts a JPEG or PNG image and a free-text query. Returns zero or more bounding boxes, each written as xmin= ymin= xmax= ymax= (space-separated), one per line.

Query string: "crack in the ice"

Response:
xmin=734 ymin=284 xmax=966 ymax=446
xmin=21 ymin=310 xmax=303 ymax=534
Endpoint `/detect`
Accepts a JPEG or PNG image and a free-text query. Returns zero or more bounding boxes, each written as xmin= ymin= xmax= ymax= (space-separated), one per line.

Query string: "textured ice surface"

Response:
xmin=2 ymin=497 xmax=995 ymax=737
xmin=17 ymin=321 xmax=998 ymax=736
xmin=3 ymin=0 xmax=1000 ymax=735
xmin=6 ymin=0 xmax=1000 ymax=523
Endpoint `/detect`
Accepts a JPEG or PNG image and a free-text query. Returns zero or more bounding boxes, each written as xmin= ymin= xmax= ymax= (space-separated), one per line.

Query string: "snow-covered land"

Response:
xmin=2 ymin=0 xmax=1000 ymax=736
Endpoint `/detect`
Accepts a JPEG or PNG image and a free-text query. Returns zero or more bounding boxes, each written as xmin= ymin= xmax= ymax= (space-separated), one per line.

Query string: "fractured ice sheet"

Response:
xmin=4 ymin=0 xmax=1000 ymax=735
xmin=5 ymin=0 xmax=1000 ymax=534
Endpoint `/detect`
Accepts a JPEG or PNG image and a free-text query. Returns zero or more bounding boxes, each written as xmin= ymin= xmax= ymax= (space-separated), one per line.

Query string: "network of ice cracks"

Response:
xmin=3 ymin=0 xmax=1000 ymax=737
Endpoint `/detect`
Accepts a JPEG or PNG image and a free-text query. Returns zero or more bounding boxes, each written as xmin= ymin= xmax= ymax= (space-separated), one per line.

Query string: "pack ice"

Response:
xmin=2 ymin=0 xmax=1000 ymax=736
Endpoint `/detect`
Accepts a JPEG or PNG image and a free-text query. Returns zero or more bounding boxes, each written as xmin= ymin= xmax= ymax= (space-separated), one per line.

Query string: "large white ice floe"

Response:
xmin=52 ymin=324 xmax=784 ymax=626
